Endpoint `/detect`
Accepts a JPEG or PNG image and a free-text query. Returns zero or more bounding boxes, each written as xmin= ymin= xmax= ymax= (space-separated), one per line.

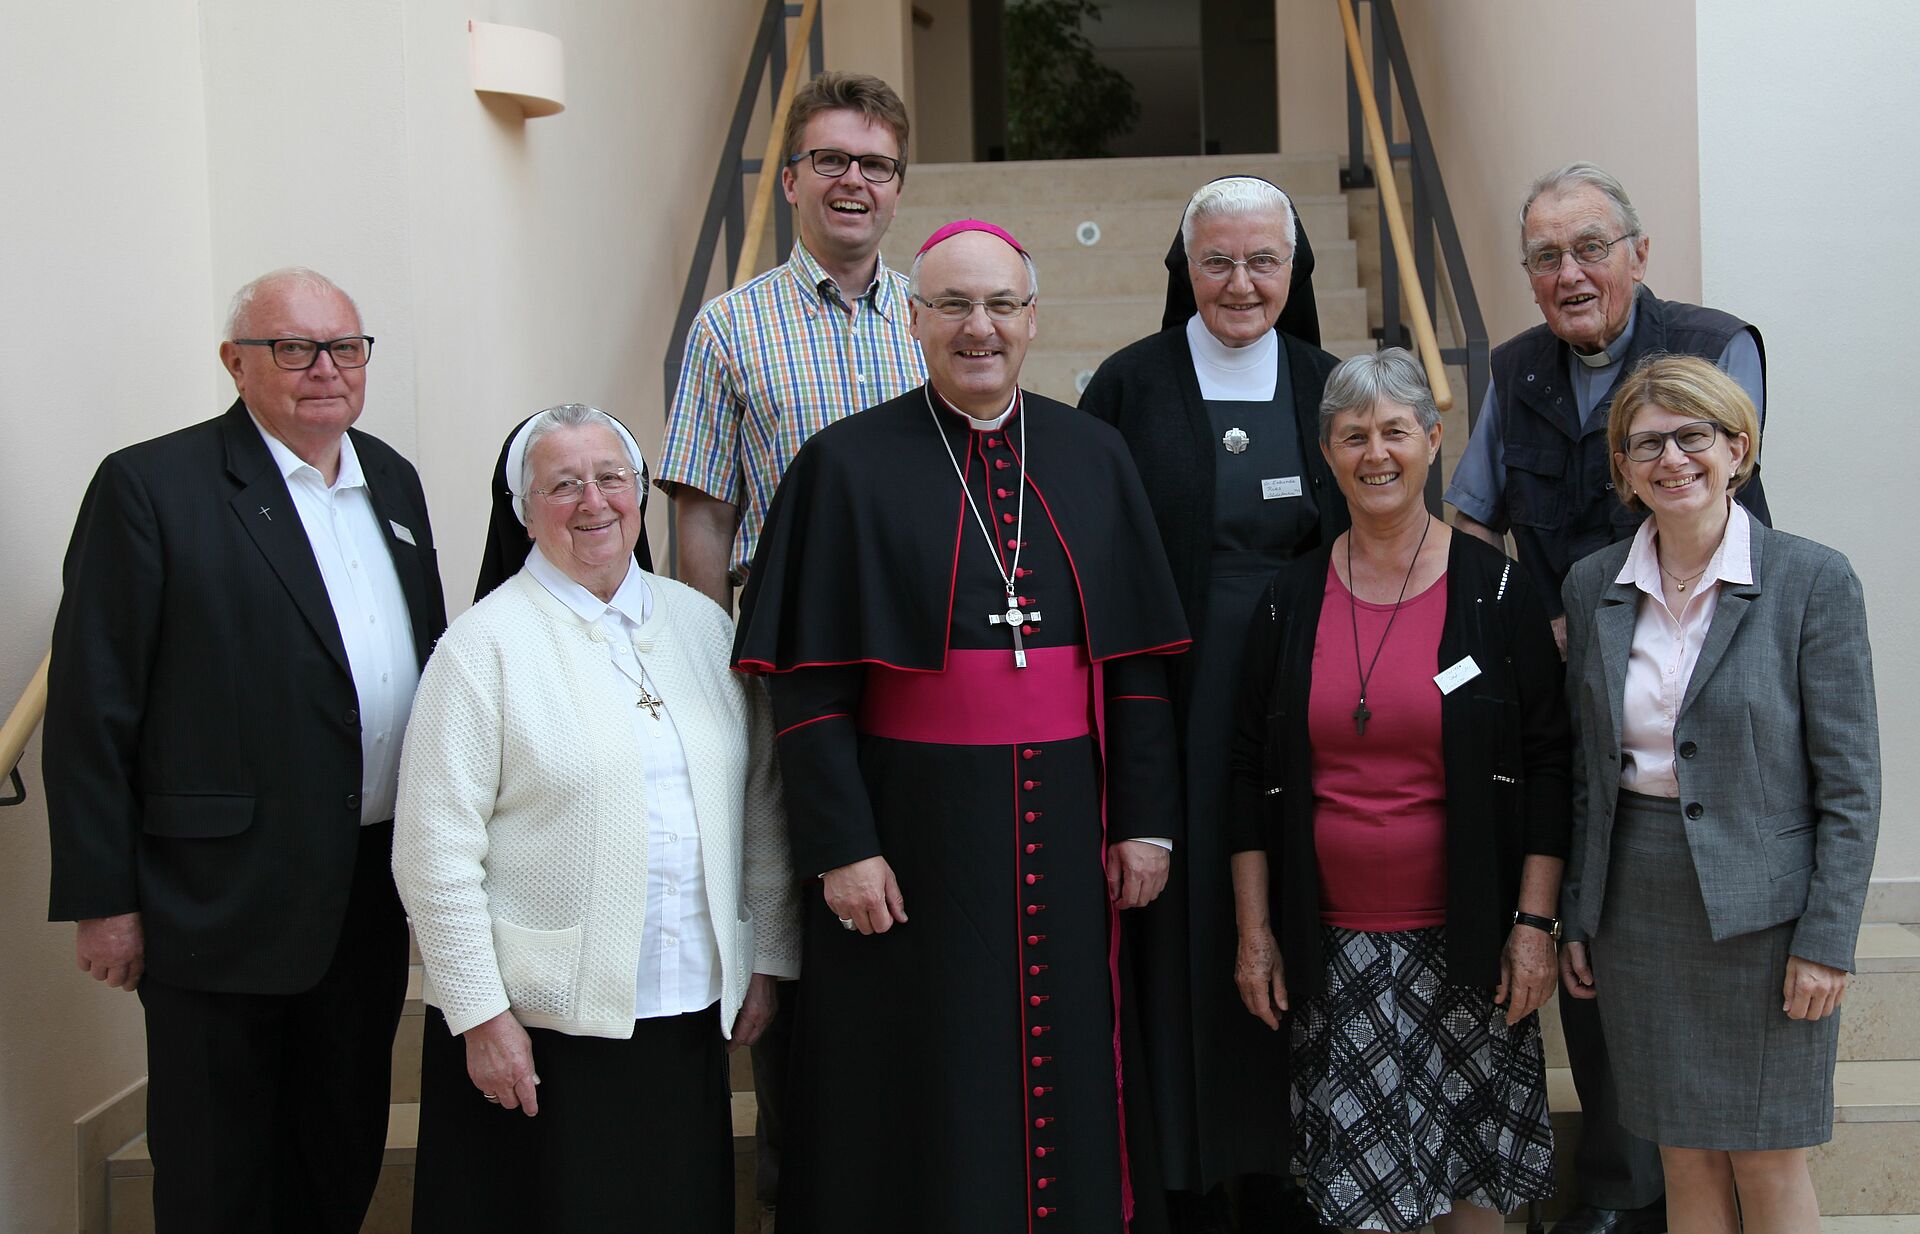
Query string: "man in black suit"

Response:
xmin=45 ymin=267 xmax=447 ymax=1233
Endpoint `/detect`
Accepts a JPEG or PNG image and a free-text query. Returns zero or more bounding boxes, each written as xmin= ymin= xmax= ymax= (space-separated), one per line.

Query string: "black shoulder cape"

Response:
xmin=733 ymin=386 xmax=1190 ymax=671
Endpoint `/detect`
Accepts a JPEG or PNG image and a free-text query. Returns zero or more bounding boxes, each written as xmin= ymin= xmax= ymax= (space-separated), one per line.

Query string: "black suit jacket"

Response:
xmin=45 ymin=400 xmax=447 ymax=994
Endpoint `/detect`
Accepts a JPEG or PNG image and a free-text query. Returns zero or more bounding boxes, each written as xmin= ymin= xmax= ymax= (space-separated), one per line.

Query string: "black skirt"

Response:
xmin=412 ymin=1003 xmax=733 ymax=1233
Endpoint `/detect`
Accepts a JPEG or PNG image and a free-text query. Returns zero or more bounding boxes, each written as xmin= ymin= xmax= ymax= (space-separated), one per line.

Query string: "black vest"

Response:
xmin=1491 ymin=287 xmax=1770 ymax=606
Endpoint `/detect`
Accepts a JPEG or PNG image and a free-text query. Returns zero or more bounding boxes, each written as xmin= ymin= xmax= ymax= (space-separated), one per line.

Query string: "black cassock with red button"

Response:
xmin=736 ymin=386 xmax=1190 ymax=1233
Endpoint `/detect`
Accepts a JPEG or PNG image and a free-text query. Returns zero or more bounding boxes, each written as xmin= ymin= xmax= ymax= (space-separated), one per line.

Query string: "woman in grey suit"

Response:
xmin=1560 ymin=355 xmax=1879 ymax=1234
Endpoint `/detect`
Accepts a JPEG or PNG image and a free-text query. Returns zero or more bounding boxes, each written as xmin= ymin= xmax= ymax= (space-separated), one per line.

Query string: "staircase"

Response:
xmin=881 ymin=151 xmax=1376 ymax=409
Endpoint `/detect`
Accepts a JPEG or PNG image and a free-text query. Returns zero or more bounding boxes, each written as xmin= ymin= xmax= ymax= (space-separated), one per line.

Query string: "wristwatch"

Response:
xmin=1512 ymin=910 xmax=1562 ymax=941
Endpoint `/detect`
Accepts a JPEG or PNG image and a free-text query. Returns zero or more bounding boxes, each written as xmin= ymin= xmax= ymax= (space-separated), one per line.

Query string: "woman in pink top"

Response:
xmin=1560 ymin=356 xmax=1879 ymax=1234
xmin=1229 ymin=349 xmax=1571 ymax=1232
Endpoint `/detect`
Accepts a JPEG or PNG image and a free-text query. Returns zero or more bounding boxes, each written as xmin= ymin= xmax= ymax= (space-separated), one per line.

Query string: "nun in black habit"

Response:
xmin=473 ymin=413 xmax=653 ymax=601
xmin=1079 ymin=177 xmax=1348 ymax=1232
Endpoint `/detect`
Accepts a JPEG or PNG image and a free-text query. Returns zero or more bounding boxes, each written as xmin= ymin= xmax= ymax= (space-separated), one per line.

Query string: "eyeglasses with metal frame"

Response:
xmin=1523 ymin=233 xmax=1639 ymax=276
xmin=231 ymin=336 xmax=376 ymax=370
xmin=912 ymin=293 xmax=1035 ymax=321
xmin=1192 ymin=252 xmax=1293 ymax=281
xmin=533 ymin=468 xmax=639 ymax=505
xmin=1622 ymin=420 xmax=1724 ymax=462
xmin=787 ymin=147 xmax=904 ymax=184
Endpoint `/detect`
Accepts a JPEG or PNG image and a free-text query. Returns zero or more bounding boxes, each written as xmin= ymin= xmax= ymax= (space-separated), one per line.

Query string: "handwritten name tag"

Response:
xmin=1261 ymin=476 xmax=1303 ymax=500
xmin=1433 ymin=655 xmax=1481 ymax=695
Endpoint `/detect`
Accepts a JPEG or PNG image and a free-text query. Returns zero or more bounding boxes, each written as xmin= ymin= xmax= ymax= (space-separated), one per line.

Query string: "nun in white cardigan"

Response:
xmin=394 ymin=404 xmax=798 ymax=1234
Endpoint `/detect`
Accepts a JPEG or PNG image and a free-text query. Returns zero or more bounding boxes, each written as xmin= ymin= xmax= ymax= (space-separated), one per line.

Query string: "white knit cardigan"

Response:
xmin=393 ymin=569 xmax=799 ymax=1039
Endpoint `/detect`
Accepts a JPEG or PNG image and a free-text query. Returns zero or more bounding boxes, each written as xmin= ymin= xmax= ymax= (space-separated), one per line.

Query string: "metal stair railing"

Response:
xmin=1338 ymin=0 xmax=1491 ymax=514
xmin=660 ymin=0 xmax=822 ymax=569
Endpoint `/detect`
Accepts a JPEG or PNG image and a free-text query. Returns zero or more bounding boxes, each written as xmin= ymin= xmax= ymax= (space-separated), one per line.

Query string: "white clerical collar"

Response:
xmin=930 ymin=385 xmax=1019 ymax=431
xmin=1185 ymin=313 xmax=1278 ymax=375
xmin=249 ymin=410 xmax=364 ymax=491
xmin=1571 ymin=301 xmax=1640 ymax=369
xmin=526 ymin=543 xmax=653 ymax=626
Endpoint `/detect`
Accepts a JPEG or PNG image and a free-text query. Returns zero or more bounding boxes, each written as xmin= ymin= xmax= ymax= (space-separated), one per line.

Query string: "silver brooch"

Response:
xmin=1223 ymin=427 xmax=1250 ymax=454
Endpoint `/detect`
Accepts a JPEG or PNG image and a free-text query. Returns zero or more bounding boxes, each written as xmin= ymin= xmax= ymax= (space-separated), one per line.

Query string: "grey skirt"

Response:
xmin=1591 ymin=790 xmax=1839 ymax=1149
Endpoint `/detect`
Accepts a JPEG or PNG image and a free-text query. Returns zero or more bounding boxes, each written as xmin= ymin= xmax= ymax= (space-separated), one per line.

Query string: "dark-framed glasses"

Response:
xmin=912 ymin=293 xmax=1035 ymax=321
xmin=231 ymin=336 xmax=376 ymax=370
xmin=788 ymin=147 xmax=903 ymax=184
xmin=1523 ymin=233 xmax=1638 ymax=276
xmin=1622 ymin=420 xmax=1723 ymax=462
xmin=1193 ymin=252 xmax=1292 ymax=280
xmin=534 ymin=468 xmax=638 ymax=505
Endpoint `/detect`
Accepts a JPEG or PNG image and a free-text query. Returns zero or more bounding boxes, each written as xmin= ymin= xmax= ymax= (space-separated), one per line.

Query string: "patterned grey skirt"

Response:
xmin=1290 ymin=925 xmax=1556 ymax=1232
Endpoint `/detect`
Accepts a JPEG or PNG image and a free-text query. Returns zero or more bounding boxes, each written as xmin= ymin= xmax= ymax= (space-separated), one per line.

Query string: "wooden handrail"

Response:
xmin=0 ymin=650 xmax=50 ymax=792
xmin=1336 ymin=0 xmax=1453 ymax=412
xmin=732 ymin=0 xmax=822 ymax=288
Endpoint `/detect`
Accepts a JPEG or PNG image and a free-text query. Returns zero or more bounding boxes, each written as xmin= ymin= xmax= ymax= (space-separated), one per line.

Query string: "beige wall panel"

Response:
xmin=912 ymin=0 xmax=975 ymax=164
xmin=825 ymin=0 xmax=913 ymax=145
xmin=1386 ymin=0 xmax=1702 ymax=346
xmin=1697 ymin=0 xmax=1920 ymax=881
xmin=1276 ymin=0 xmax=1348 ymax=154
xmin=0 ymin=4 xmax=214 ymax=1229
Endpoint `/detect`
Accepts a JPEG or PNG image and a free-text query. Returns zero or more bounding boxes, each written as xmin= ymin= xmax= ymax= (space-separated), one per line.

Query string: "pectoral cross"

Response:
xmin=987 ymin=589 xmax=1043 ymax=669
xmin=635 ymin=685 xmax=665 ymax=720
xmin=1351 ymin=700 xmax=1371 ymax=736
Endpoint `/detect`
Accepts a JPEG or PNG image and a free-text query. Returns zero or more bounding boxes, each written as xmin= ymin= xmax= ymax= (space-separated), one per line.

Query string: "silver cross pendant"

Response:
xmin=987 ymin=597 xmax=1043 ymax=669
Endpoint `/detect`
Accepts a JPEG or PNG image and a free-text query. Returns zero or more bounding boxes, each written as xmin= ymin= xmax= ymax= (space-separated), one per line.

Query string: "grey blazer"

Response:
xmin=1561 ymin=515 xmax=1879 ymax=971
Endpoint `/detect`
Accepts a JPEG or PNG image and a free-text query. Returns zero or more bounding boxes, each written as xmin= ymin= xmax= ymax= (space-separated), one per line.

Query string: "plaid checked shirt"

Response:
xmin=659 ymin=241 xmax=925 ymax=578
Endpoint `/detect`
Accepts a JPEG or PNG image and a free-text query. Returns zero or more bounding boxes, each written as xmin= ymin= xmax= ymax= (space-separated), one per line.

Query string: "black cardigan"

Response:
xmin=1227 ymin=531 xmax=1572 ymax=995
xmin=1079 ymin=327 xmax=1348 ymax=661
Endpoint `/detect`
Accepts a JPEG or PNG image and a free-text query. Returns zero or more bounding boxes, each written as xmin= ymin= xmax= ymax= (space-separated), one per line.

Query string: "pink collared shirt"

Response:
xmin=1616 ymin=503 xmax=1754 ymax=796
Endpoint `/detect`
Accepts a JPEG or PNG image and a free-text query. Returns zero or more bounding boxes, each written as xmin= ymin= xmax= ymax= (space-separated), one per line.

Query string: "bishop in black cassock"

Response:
xmin=734 ymin=221 xmax=1190 ymax=1234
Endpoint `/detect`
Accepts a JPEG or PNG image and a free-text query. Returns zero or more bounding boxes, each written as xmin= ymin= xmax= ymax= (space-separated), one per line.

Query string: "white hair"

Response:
xmin=223 ymin=267 xmax=360 ymax=339
xmin=1518 ymin=162 xmax=1644 ymax=255
xmin=1180 ymin=177 xmax=1297 ymax=251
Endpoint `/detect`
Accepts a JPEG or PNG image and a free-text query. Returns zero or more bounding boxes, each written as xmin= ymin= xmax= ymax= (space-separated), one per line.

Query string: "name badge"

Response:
xmin=1261 ymin=476 xmax=1303 ymax=501
xmin=1433 ymin=655 xmax=1481 ymax=695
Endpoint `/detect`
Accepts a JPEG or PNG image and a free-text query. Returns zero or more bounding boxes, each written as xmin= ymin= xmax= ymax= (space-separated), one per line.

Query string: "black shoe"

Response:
xmin=1551 ymin=1199 xmax=1668 ymax=1234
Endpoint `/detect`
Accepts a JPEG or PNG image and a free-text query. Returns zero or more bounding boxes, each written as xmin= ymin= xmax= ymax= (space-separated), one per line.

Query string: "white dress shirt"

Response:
xmin=252 ymin=416 xmax=418 ymax=825
xmin=1616 ymin=503 xmax=1755 ymax=797
xmin=524 ymin=547 xmax=721 ymax=1018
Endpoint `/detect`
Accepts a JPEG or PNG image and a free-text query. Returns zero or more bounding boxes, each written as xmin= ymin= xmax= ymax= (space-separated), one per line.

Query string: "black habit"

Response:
xmin=1077 ymin=204 xmax=1347 ymax=1197
xmin=735 ymin=386 xmax=1189 ymax=1234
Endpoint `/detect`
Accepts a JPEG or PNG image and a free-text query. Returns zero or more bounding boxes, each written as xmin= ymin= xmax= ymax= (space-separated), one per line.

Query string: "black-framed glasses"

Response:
xmin=787 ymin=147 xmax=904 ymax=184
xmin=1622 ymin=420 xmax=1723 ymax=462
xmin=231 ymin=336 xmax=376 ymax=370
xmin=1192 ymin=251 xmax=1292 ymax=281
xmin=533 ymin=468 xmax=639 ymax=505
xmin=1523 ymin=233 xmax=1638 ymax=276
xmin=912 ymin=293 xmax=1034 ymax=321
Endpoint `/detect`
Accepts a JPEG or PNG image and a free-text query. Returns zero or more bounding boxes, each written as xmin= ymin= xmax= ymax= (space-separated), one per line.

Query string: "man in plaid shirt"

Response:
xmin=660 ymin=70 xmax=924 ymax=610
xmin=656 ymin=71 xmax=920 ymax=1232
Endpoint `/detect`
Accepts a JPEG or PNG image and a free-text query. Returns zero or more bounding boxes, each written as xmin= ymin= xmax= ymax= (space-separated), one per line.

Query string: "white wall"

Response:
xmin=1697 ymin=0 xmax=1920 ymax=881
xmin=0 ymin=6 xmax=214 ymax=1230
xmin=0 ymin=2 xmax=765 ymax=1228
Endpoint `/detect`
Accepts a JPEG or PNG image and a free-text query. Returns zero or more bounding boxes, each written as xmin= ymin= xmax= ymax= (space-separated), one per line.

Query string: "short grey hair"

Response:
xmin=519 ymin=403 xmax=631 ymax=495
xmin=907 ymin=246 xmax=1040 ymax=302
xmin=1318 ymin=347 xmax=1440 ymax=443
xmin=1518 ymin=162 xmax=1644 ymax=256
xmin=1180 ymin=177 xmax=1297 ymax=252
xmin=224 ymin=267 xmax=359 ymax=339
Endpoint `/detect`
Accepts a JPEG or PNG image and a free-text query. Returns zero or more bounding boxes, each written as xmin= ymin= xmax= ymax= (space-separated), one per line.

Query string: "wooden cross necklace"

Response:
xmin=926 ymin=387 xmax=1041 ymax=668
xmin=1346 ymin=514 xmax=1432 ymax=736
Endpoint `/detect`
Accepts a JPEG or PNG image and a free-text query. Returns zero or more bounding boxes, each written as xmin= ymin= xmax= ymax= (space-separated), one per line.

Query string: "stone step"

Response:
xmin=889 ymin=238 xmax=1362 ymax=301
xmin=1539 ymin=923 xmax=1920 ymax=1069
xmin=904 ymin=151 xmax=1342 ymax=207
xmin=888 ymin=193 xmax=1351 ymax=259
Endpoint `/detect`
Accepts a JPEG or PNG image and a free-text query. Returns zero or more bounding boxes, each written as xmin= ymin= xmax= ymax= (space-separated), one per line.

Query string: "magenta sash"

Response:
xmin=858 ymin=647 xmax=1092 ymax=745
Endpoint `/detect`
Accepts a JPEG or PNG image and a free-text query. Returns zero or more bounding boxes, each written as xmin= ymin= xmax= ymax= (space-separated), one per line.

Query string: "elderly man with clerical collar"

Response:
xmin=733 ymin=220 xmax=1190 ymax=1234
xmin=46 ymin=268 xmax=446 ymax=1233
xmin=1448 ymin=164 xmax=1774 ymax=1234
xmin=1448 ymin=162 xmax=1771 ymax=664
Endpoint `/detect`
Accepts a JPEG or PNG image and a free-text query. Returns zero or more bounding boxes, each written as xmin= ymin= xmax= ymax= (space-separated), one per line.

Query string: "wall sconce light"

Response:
xmin=469 ymin=20 xmax=566 ymax=118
